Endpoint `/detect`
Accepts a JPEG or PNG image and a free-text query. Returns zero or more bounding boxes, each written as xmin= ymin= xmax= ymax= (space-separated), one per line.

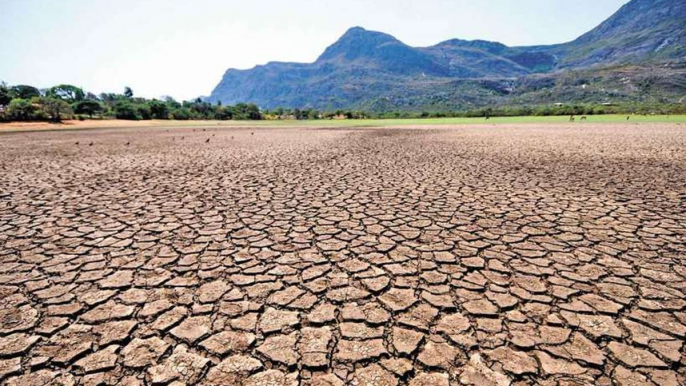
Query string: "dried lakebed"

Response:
xmin=0 ymin=123 xmax=685 ymax=386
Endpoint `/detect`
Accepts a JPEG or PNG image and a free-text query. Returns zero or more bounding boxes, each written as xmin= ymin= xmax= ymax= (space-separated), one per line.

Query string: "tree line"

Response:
xmin=1 ymin=82 xmax=684 ymax=123
xmin=0 ymin=83 xmax=265 ymax=122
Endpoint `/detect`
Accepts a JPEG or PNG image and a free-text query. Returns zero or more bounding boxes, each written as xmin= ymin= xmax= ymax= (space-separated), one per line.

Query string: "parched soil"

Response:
xmin=0 ymin=123 xmax=685 ymax=386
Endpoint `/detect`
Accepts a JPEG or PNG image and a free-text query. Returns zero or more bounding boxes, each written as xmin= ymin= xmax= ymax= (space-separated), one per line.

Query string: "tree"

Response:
xmin=48 ymin=84 xmax=85 ymax=103
xmin=170 ymin=107 xmax=192 ymax=120
xmin=0 ymin=82 xmax=11 ymax=106
xmin=124 ymin=87 xmax=134 ymax=98
xmin=36 ymin=97 xmax=72 ymax=122
xmin=9 ymin=85 xmax=40 ymax=100
xmin=6 ymin=99 xmax=38 ymax=121
xmin=148 ymin=100 xmax=169 ymax=119
xmin=308 ymin=109 xmax=320 ymax=120
xmin=73 ymin=99 xmax=103 ymax=118
xmin=114 ymin=101 xmax=139 ymax=120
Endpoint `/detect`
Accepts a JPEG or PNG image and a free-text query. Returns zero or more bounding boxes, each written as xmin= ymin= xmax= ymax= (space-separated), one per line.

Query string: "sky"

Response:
xmin=1 ymin=0 xmax=629 ymax=101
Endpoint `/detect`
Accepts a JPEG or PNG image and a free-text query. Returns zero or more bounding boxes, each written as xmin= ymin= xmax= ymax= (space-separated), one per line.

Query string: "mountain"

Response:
xmin=207 ymin=0 xmax=686 ymax=111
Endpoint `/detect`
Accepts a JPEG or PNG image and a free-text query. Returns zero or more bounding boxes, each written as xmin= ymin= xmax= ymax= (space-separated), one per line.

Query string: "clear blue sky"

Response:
xmin=1 ymin=0 xmax=629 ymax=100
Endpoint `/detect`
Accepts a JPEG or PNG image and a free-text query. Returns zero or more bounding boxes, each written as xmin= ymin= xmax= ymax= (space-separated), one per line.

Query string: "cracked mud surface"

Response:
xmin=0 ymin=123 xmax=685 ymax=386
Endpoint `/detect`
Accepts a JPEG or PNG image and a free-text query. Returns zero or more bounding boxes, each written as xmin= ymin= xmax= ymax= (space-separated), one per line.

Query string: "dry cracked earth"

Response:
xmin=0 ymin=123 xmax=685 ymax=386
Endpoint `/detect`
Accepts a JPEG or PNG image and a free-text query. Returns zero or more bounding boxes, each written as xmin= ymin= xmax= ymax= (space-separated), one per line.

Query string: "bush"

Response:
xmin=6 ymin=99 xmax=38 ymax=121
xmin=170 ymin=108 xmax=192 ymax=120
xmin=114 ymin=101 xmax=139 ymax=120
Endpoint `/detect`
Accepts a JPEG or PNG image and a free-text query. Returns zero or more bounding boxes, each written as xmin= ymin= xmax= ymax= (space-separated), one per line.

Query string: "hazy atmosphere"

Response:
xmin=1 ymin=0 xmax=627 ymax=100
xmin=2 ymin=1 xmax=686 ymax=385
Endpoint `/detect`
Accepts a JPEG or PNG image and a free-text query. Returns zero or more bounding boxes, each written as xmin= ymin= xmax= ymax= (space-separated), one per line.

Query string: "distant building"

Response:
xmin=554 ymin=103 xmax=564 ymax=107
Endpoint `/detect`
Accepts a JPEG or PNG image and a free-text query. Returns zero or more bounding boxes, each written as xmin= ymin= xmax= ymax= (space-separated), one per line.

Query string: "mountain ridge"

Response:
xmin=208 ymin=0 xmax=686 ymax=111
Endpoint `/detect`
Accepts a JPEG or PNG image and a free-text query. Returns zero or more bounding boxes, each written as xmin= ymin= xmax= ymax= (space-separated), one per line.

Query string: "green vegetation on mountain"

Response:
xmin=207 ymin=0 xmax=686 ymax=112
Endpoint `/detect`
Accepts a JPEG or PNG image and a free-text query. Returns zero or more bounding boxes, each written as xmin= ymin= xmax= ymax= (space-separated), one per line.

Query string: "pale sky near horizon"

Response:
xmin=1 ymin=0 xmax=629 ymax=100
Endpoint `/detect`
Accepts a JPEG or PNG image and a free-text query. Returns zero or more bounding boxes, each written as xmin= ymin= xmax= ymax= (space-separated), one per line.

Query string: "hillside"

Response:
xmin=207 ymin=0 xmax=686 ymax=111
